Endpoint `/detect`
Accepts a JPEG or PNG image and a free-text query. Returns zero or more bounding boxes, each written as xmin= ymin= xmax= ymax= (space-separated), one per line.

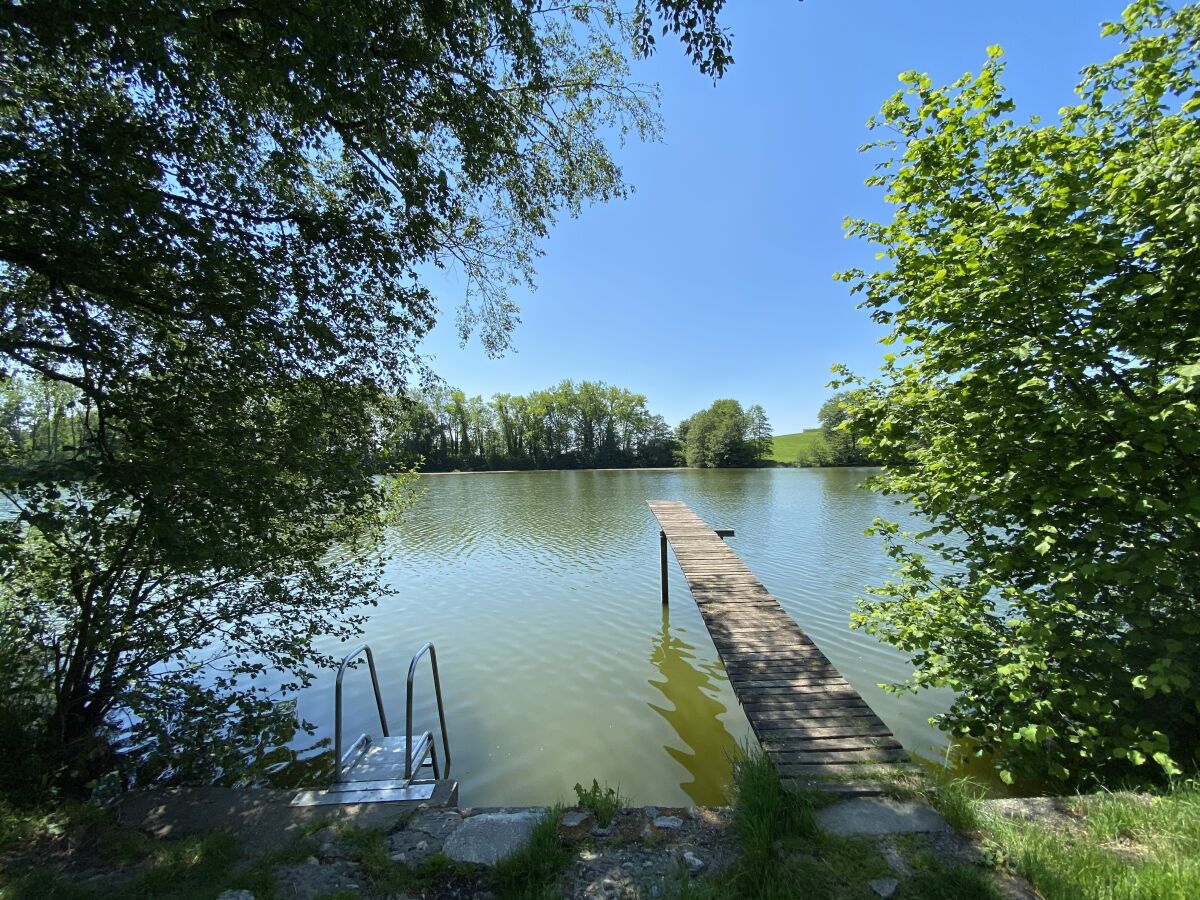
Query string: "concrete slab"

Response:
xmin=443 ymin=809 xmax=547 ymax=865
xmin=816 ymin=797 xmax=948 ymax=836
xmin=119 ymin=783 xmax=456 ymax=857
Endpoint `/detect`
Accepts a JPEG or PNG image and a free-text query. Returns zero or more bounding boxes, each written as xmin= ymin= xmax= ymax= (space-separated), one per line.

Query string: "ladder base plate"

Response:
xmin=290 ymin=781 xmax=437 ymax=807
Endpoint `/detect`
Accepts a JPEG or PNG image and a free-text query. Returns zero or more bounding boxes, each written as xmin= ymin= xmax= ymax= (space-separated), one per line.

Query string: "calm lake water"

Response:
xmin=294 ymin=468 xmax=953 ymax=807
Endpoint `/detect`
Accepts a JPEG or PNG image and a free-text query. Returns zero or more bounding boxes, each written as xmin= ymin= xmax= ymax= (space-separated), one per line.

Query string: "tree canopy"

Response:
xmin=0 ymin=0 xmax=736 ymax=790
xmin=836 ymin=0 xmax=1200 ymax=785
xmin=392 ymin=379 xmax=679 ymax=471
xmin=678 ymin=399 xmax=771 ymax=468
xmin=816 ymin=391 xmax=875 ymax=466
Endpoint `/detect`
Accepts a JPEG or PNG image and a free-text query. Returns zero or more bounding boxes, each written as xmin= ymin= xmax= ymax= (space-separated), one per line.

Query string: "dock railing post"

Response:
xmin=659 ymin=529 xmax=669 ymax=606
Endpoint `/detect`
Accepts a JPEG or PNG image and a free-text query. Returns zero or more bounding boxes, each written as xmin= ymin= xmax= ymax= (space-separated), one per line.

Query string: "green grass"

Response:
xmin=923 ymin=777 xmax=1200 ymax=900
xmin=1 ymin=797 xmax=573 ymax=900
xmin=491 ymin=804 xmax=571 ymax=900
xmin=0 ymin=826 xmax=282 ymax=900
xmin=767 ymin=430 xmax=828 ymax=466
xmin=0 ymin=798 xmax=312 ymax=900
xmin=670 ymin=748 xmax=999 ymax=900
xmin=334 ymin=826 xmax=478 ymax=896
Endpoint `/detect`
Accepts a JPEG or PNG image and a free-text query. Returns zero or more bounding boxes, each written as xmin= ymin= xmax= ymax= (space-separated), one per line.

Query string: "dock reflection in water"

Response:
xmin=647 ymin=607 xmax=742 ymax=805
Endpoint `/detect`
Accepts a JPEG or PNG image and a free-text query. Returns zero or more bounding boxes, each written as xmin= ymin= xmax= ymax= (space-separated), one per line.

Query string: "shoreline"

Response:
xmin=416 ymin=465 xmax=881 ymax=475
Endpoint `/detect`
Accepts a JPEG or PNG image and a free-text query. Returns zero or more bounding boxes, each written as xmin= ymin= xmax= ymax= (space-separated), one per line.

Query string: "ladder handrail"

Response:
xmin=406 ymin=641 xmax=451 ymax=780
xmin=335 ymin=643 xmax=389 ymax=781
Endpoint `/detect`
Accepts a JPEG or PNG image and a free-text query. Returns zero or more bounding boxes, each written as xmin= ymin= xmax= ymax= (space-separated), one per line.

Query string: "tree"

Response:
xmin=0 ymin=0 xmax=733 ymax=789
xmin=834 ymin=1 xmax=1200 ymax=786
xmin=816 ymin=392 xmax=873 ymax=466
xmin=391 ymin=379 xmax=677 ymax=471
xmin=746 ymin=404 xmax=773 ymax=464
xmin=679 ymin=399 xmax=756 ymax=467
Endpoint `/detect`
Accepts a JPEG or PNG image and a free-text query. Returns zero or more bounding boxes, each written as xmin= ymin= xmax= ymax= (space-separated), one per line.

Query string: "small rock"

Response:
xmin=981 ymin=797 xmax=1075 ymax=828
xmin=682 ymin=851 xmax=705 ymax=872
xmin=319 ymin=839 xmax=354 ymax=862
xmin=415 ymin=840 xmax=429 ymax=852
xmin=880 ymin=841 xmax=913 ymax=878
xmin=216 ymin=892 xmax=256 ymax=900
xmin=643 ymin=806 xmax=660 ymax=818
xmin=560 ymin=808 xmax=595 ymax=839
xmin=444 ymin=810 xmax=546 ymax=866
xmin=562 ymin=810 xmax=592 ymax=829
xmin=653 ymin=815 xmax=684 ymax=831
xmin=304 ymin=856 xmax=320 ymax=866
xmin=389 ymin=851 xmax=408 ymax=863
xmin=870 ymin=877 xmax=899 ymax=898
xmin=640 ymin=824 xmax=652 ymax=840
xmin=643 ymin=860 xmax=653 ymax=869
xmin=650 ymin=885 xmax=661 ymax=898
xmin=621 ymin=861 xmax=634 ymax=869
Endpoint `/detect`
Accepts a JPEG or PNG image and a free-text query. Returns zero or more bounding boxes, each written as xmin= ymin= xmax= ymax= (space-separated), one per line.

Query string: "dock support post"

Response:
xmin=659 ymin=529 xmax=669 ymax=606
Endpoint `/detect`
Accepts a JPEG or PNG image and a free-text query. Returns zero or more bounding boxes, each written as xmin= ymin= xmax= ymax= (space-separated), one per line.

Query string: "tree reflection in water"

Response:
xmin=647 ymin=607 xmax=741 ymax=805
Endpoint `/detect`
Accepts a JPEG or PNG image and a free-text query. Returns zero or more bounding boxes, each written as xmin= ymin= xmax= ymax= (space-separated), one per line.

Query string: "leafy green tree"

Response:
xmin=817 ymin=391 xmax=874 ymax=466
xmin=393 ymin=379 xmax=678 ymax=470
xmin=0 ymin=0 xmax=731 ymax=788
xmin=835 ymin=1 xmax=1200 ymax=785
xmin=746 ymin=403 xmax=773 ymax=464
xmin=679 ymin=399 xmax=756 ymax=467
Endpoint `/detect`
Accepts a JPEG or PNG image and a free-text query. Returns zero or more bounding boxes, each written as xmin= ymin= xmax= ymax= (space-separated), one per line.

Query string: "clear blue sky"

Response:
xmin=419 ymin=0 xmax=1125 ymax=435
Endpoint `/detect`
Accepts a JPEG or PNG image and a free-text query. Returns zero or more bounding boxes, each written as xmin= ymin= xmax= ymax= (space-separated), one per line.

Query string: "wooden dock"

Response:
xmin=648 ymin=501 xmax=909 ymax=791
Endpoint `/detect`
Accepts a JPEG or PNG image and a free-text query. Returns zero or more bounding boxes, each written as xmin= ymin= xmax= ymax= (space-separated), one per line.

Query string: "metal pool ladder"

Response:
xmin=291 ymin=642 xmax=451 ymax=806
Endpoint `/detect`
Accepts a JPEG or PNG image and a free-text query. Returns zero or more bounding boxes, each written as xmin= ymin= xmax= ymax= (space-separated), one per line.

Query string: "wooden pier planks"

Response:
xmin=648 ymin=500 xmax=909 ymax=787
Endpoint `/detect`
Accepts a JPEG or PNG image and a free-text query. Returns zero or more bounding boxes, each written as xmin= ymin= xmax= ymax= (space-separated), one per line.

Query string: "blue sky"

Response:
xmin=420 ymin=0 xmax=1126 ymax=435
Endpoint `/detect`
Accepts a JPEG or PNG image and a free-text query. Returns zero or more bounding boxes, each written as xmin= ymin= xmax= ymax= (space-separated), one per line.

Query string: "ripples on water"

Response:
xmin=292 ymin=469 xmax=952 ymax=806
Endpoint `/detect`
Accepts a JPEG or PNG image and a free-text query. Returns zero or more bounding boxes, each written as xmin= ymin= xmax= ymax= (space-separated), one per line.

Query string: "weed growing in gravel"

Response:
xmin=573 ymin=779 xmax=625 ymax=827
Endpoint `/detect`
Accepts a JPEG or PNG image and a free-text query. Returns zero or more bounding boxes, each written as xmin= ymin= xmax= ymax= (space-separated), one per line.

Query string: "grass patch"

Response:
xmin=897 ymin=848 xmax=999 ymax=900
xmin=669 ymin=748 xmax=889 ymax=899
xmin=491 ymin=804 xmax=571 ymax=900
xmin=730 ymin=748 xmax=818 ymax=860
xmin=0 ymin=825 xmax=279 ymax=900
xmin=671 ymin=748 xmax=1002 ymax=900
xmin=0 ymin=795 xmax=324 ymax=900
xmin=573 ymin=779 xmax=624 ymax=827
xmin=336 ymin=826 xmax=472 ymax=895
xmin=987 ymin=786 xmax=1200 ymax=899
xmin=767 ymin=431 xmax=828 ymax=466
xmin=917 ymin=774 xmax=987 ymax=833
xmin=917 ymin=774 xmax=1200 ymax=900
xmin=122 ymin=830 xmax=240 ymax=898
xmin=0 ymin=798 xmax=112 ymax=856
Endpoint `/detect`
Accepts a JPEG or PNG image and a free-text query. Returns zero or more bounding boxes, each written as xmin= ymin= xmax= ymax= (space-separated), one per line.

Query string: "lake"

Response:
xmin=295 ymin=467 xmax=952 ymax=807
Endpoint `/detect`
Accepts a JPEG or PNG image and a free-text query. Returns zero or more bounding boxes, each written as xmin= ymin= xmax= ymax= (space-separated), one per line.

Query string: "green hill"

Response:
xmin=768 ymin=429 xmax=828 ymax=465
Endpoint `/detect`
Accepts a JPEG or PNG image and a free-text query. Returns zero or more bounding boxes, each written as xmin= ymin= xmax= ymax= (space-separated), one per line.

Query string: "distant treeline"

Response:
xmin=0 ymin=376 xmax=88 ymax=470
xmin=1 ymin=374 xmax=775 ymax=475
xmin=388 ymin=381 xmax=772 ymax=472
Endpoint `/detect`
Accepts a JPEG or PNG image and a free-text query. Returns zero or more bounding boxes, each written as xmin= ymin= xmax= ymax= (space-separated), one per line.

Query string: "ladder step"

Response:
xmin=341 ymin=734 xmax=433 ymax=784
xmin=291 ymin=782 xmax=437 ymax=807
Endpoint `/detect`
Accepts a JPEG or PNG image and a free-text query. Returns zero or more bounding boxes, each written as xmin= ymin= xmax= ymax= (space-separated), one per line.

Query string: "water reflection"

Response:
xmin=287 ymin=468 xmax=954 ymax=806
xmin=646 ymin=606 xmax=741 ymax=805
